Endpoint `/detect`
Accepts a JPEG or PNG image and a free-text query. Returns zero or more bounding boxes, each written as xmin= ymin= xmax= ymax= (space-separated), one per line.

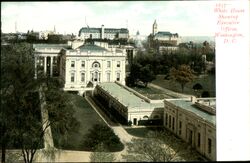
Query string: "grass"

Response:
xmin=124 ymin=127 xmax=164 ymax=138
xmin=131 ymin=86 xmax=175 ymax=100
xmin=51 ymin=93 xmax=107 ymax=151
xmin=152 ymin=74 xmax=216 ymax=97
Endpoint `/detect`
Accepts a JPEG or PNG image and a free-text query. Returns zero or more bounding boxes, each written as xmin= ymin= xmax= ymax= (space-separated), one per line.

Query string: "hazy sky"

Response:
xmin=1 ymin=1 xmax=217 ymax=36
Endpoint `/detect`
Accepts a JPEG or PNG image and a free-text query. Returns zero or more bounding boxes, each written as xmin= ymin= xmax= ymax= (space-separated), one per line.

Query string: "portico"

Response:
xmin=33 ymin=44 xmax=70 ymax=78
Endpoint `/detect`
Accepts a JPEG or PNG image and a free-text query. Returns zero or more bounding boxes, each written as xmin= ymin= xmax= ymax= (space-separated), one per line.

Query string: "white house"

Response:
xmin=60 ymin=42 xmax=126 ymax=95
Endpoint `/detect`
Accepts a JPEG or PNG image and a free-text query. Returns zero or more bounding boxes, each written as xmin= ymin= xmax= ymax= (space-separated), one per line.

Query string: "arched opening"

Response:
xmin=92 ymin=61 xmax=101 ymax=68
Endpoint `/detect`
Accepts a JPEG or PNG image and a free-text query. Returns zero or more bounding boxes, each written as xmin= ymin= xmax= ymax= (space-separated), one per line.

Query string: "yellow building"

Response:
xmin=163 ymin=97 xmax=216 ymax=160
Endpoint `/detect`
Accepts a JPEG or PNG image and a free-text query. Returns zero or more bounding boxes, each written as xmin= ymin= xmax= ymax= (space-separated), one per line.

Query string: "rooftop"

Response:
xmin=155 ymin=32 xmax=179 ymax=37
xmin=98 ymin=82 xmax=157 ymax=110
xmin=33 ymin=43 xmax=70 ymax=49
xmin=76 ymin=44 xmax=108 ymax=52
xmin=168 ymin=99 xmax=216 ymax=125
xmin=79 ymin=27 xmax=129 ymax=34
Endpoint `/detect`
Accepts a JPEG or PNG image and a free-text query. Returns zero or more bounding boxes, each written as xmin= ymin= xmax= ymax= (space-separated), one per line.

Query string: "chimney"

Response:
xmin=191 ymin=96 xmax=197 ymax=103
xmin=101 ymin=25 xmax=104 ymax=39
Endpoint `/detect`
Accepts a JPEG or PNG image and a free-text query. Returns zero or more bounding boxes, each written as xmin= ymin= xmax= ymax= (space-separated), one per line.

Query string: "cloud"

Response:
xmin=1 ymin=1 xmax=217 ymax=36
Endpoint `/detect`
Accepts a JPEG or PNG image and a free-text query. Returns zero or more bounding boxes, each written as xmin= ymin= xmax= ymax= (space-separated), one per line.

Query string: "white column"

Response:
xmin=44 ymin=56 xmax=47 ymax=75
xmin=50 ymin=57 xmax=53 ymax=77
xmin=34 ymin=56 xmax=37 ymax=79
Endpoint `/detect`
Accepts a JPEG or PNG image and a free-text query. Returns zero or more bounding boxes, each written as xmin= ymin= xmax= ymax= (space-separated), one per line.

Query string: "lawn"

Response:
xmin=152 ymin=74 xmax=216 ymax=97
xmin=131 ymin=86 xmax=175 ymax=100
xmin=124 ymin=127 xmax=164 ymax=138
xmin=51 ymin=93 xmax=108 ymax=151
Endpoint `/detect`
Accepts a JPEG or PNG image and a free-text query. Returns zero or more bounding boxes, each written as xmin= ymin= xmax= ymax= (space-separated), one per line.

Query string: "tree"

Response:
xmin=122 ymin=137 xmax=177 ymax=162
xmin=127 ymin=63 xmax=141 ymax=86
xmin=1 ymin=43 xmax=79 ymax=163
xmin=127 ymin=63 xmax=155 ymax=88
xmin=89 ymin=143 xmax=116 ymax=162
xmin=201 ymin=91 xmax=210 ymax=97
xmin=81 ymin=124 xmax=123 ymax=152
xmin=170 ymin=64 xmax=195 ymax=93
xmin=122 ymin=129 xmax=205 ymax=162
xmin=1 ymin=43 xmax=39 ymax=163
xmin=138 ymin=64 xmax=156 ymax=87
xmin=193 ymin=83 xmax=203 ymax=97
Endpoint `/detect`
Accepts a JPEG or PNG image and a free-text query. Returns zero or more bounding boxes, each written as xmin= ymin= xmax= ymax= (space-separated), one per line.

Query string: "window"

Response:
xmin=198 ymin=133 xmax=201 ymax=148
xmin=208 ymin=138 xmax=212 ymax=154
xmin=169 ymin=115 xmax=171 ymax=128
xmin=165 ymin=113 xmax=168 ymax=126
xmin=94 ymin=72 xmax=98 ymax=81
xmin=81 ymin=73 xmax=85 ymax=82
xmin=117 ymin=61 xmax=120 ymax=67
xmin=107 ymin=72 xmax=111 ymax=82
xmin=91 ymin=73 xmax=94 ymax=81
xmin=92 ymin=61 xmax=100 ymax=68
xmin=81 ymin=61 xmax=85 ymax=68
xmin=172 ymin=117 xmax=175 ymax=130
xmin=179 ymin=121 xmax=182 ymax=135
xmin=116 ymin=73 xmax=120 ymax=81
xmin=189 ymin=130 xmax=193 ymax=144
xmin=71 ymin=73 xmax=75 ymax=82
xmin=107 ymin=61 xmax=111 ymax=68
xmin=71 ymin=61 xmax=75 ymax=68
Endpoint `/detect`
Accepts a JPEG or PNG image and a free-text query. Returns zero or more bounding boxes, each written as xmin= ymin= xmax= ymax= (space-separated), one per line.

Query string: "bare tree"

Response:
xmin=89 ymin=143 xmax=116 ymax=162
xmin=122 ymin=129 xmax=205 ymax=162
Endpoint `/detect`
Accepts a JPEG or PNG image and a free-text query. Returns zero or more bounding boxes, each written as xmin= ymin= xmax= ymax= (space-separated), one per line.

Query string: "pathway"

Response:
xmin=34 ymin=92 xmax=135 ymax=162
xmin=34 ymin=88 xmax=92 ymax=162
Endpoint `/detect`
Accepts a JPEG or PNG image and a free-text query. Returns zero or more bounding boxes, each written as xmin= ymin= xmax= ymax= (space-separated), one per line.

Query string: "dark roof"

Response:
xmin=79 ymin=27 xmax=129 ymax=34
xmin=155 ymin=31 xmax=179 ymax=37
xmin=33 ymin=44 xmax=70 ymax=49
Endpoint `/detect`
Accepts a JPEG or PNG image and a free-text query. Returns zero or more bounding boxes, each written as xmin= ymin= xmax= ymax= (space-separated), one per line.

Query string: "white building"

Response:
xmin=60 ymin=42 xmax=126 ymax=95
xmin=94 ymin=82 xmax=164 ymax=125
xmin=163 ymin=97 xmax=216 ymax=161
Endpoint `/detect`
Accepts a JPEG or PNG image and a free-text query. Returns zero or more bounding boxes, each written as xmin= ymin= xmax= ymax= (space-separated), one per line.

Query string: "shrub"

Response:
xmin=81 ymin=124 xmax=124 ymax=152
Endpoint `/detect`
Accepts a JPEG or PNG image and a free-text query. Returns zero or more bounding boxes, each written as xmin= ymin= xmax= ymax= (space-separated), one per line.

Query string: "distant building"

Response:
xmin=163 ymin=97 xmax=216 ymax=161
xmin=148 ymin=20 xmax=181 ymax=53
xmin=79 ymin=25 xmax=129 ymax=40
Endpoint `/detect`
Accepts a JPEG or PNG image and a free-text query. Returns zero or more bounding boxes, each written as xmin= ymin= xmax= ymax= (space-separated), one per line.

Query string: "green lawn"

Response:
xmin=131 ymin=86 xmax=175 ymax=99
xmin=152 ymin=74 xmax=216 ymax=97
xmin=51 ymin=93 xmax=107 ymax=151
xmin=125 ymin=127 xmax=164 ymax=138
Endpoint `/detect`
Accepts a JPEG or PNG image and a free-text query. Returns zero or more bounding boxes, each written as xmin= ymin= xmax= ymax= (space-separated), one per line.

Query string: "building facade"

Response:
xmin=148 ymin=20 xmax=181 ymax=53
xmin=163 ymin=97 xmax=216 ymax=161
xmin=79 ymin=25 xmax=129 ymax=40
xmin=33 ymin=43 xmax=71 ymax=78
xmin=60 ymin=42 xmax=126 ymax=94
xmin=94 ymin=82 xmax=164 ymax=125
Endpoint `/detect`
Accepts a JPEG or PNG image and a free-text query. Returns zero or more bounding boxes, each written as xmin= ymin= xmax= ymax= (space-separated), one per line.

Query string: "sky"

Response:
xmin=1 ymin=1 xmax=217 ymax=36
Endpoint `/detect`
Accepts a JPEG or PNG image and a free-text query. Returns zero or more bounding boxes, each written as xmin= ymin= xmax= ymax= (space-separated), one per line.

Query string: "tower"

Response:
xmin=15 ymin=21 xmax=17 ymax=33
xmin=101 ymin=24 xmax=104 ymax=39
xmin=152 ymin=20 xmax=157 ymax=35
xmin=53 ymin=25 xmax=56 ymax=34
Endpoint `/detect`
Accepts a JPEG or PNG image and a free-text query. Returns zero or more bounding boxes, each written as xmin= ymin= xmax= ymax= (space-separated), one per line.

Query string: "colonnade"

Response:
xmin=34 ymin=55 xmax=57 ymax=79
